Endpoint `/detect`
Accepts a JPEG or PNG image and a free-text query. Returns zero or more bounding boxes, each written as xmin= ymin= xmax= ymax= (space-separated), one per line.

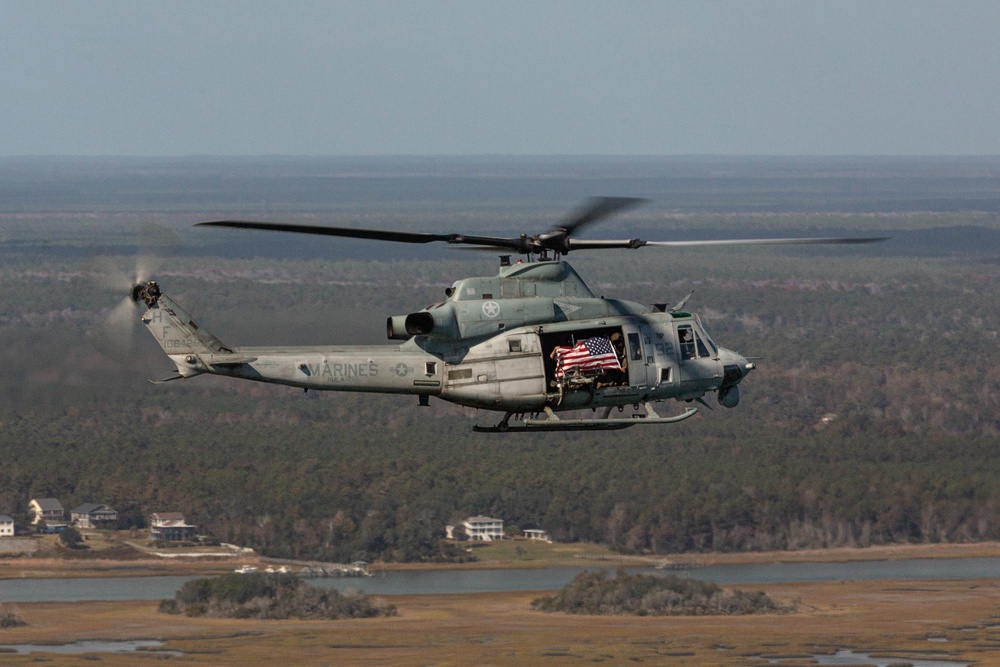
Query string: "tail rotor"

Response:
xmin=82 ymin=223 xmax=180 ymax=366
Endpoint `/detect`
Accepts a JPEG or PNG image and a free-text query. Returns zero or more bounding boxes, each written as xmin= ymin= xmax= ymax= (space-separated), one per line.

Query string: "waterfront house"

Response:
xmin=29 ymin=498 xmax=66 ymax=527
xmin=462 ymin=516 xmax=504 ymax=541
xmin=149 ymin=512 xmax=196 ymax=541
xmin=0 ymin=515 xmax=13 ymax=537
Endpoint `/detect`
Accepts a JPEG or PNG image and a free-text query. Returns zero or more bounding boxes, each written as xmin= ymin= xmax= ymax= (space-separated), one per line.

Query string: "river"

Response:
xmin=1 ymin=557 xmax=999 ymax=602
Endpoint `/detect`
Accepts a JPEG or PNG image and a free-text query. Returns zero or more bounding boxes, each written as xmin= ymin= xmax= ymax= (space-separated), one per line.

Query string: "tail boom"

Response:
xmin=140 ymin=289 xmax=442 ymax=395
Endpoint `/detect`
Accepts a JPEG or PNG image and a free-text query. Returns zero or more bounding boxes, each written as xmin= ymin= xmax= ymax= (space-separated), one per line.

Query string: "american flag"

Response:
xmin=553 ymin=336 xmax=622 ymax=379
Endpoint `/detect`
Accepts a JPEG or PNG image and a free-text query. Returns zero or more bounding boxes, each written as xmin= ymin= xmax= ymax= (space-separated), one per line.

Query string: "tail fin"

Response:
xmin=141 ymin=294 xmax=231 ymax=357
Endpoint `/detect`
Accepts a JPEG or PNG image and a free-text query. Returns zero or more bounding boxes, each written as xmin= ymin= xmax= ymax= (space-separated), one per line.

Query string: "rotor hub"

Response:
xmin=131 ymin=281 xmax=161 ymax=308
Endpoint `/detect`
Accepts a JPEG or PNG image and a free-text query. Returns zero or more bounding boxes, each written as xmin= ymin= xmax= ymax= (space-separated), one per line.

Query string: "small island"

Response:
xmin=532 ymin=568 xmax=788 ymax=616
xmin=159 ymin=572 xmax=397 ymax=620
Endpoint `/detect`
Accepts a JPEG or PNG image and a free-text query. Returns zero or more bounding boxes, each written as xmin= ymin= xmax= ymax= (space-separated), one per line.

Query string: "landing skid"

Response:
xmin=473 ymin=404 xmax=699 ymax=433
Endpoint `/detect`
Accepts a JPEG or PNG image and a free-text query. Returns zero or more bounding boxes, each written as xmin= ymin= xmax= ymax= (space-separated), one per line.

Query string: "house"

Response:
xmin=523 ymin=529 xmax=551 ymax=542
xmin=149 ymin=512 xmax=196 ymax=542
xmin=462 ymin=516 xmax=504 ymax=542
xmin=0 ymin=516 xmax=14 ymax=537
xmin=29 ymin=498 xmax=66 ymax=527
xmin=70 ymin=503 xmax=119 ymax=528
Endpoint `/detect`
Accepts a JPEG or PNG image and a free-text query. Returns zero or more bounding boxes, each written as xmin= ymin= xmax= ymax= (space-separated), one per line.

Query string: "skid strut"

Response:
xmin=473 ymin=404 xmax=698 ymax=433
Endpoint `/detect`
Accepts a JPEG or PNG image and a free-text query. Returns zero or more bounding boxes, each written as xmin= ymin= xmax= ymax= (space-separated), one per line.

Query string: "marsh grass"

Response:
xmin=8 ymin=578 xmax=1000 ymax=666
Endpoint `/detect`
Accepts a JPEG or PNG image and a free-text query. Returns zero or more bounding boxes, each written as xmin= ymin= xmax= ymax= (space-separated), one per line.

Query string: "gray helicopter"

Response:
xmin=131 ymin=198 xmax=885 ymax=432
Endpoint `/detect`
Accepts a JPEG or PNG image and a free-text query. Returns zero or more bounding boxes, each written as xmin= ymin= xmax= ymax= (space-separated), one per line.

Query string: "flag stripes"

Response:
xmin=553 ymin=336 xmax=622 ymax=379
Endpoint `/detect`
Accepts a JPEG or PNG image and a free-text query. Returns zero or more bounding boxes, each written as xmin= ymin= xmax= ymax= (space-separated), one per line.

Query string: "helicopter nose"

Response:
xmin=719 ymin=348 xmax=755 ymax=379
xmin=716 ymin=348 xmax=753 ymax=408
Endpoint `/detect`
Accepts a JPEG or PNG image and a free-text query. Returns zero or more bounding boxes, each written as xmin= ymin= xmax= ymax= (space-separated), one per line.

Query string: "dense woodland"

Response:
xmin=1 ymin=157 xmax=998 ymax=562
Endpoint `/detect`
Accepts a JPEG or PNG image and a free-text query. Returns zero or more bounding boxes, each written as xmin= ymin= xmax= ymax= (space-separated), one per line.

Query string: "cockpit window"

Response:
xmin=695 ymin=335 xmax=711 ymax=358
xmin=678 ymin=325 xmax=696 ymax=360
xmin=694 ymin=315 xmax=718 ymax=354
xmin=678 ymin=324 xmax=714 ymax=360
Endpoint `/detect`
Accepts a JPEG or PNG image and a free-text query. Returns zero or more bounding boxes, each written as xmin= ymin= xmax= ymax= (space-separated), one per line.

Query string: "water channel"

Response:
xmin=0 ymin=640 xmax=180 ymax=657
xmin=1 ymin=557 xmax=999 ymax=602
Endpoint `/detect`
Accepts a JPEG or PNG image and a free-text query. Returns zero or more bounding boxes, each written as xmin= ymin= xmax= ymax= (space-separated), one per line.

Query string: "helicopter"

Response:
xmin=129 ymin=197 xmax=886 ymax=432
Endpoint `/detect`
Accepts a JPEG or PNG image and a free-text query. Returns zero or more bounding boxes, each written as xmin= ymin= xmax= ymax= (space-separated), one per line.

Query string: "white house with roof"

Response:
xmin=29 ymin=498 xmax=66 ymax=527
xmin=149 ymin=512 xmax=196 ymax=542
xmin=523 ymin=529 xmax=551 ymax=542
xmin=0 ymin=515 xmax=14 ymax=537
xmin=451 ymin=515 xmax=504 ymax=541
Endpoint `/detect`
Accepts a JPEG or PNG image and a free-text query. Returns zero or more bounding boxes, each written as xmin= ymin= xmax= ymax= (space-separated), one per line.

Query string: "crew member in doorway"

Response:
xmin=599 ymin=332 xmax=627 ymax=387
xmin=610 ymin=332 xmax=626 ymax=372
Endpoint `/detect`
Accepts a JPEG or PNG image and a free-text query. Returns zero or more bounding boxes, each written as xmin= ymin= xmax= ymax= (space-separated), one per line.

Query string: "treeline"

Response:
xmin=3 ymin=392 xmax=1000 ymax=561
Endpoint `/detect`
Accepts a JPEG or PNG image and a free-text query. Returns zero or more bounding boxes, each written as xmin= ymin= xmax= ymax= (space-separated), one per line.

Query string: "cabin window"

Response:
xmin=448 ymin=368 xmax=472 ymax=380
xmin=627 ymin=333 xmax=642 ymax=361
xmin=508 ymin=339 xmax=522 ymax=353
xmin=659 ymin=367 xmax=672 ymax=383
xmin=425 ymin=362 xmax=437 ymax=376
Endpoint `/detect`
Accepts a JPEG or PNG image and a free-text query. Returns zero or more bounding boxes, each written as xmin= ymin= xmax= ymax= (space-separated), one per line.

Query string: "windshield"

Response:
xmin=694 ymin=315 xmax=718 ymax=354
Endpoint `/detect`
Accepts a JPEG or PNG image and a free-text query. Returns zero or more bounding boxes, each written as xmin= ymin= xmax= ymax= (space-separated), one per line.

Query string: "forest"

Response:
xmin=0 ymin=156 xmax=998 ymax=562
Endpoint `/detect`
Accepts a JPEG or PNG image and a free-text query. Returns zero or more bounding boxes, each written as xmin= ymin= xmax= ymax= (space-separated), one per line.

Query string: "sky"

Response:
xmin=2 ymin=1 xmax=999 ymax=156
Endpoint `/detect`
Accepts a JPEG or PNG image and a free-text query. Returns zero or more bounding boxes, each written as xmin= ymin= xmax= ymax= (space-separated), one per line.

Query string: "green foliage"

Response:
xmin=58 ymin=527 xmax=83 ymax=549
xmin=115 ymin=502 xmax=146 ymax=530
xmin=167 ymin=573 xmax=396 ymax=620
xmin=532 ymin=568 xmax=784 ymax=616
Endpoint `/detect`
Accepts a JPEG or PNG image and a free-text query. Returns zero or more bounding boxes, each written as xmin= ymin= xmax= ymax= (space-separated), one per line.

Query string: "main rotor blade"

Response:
xmin=197 ymin=217 xmax=888 ymax=255
xmin=567 ymin=239 xmax=645 ymax=250
xmin=197 ymin=220 xmax=531 ymax=251
xmin=197 ymin=220 xmax=456 ymax=244
xmin=556 ymin=197 xmax=648 ymax=235
xmin=564 ymin=236 xmax=888 ymax=251
xmin=643 ymin=236 xmax=889 ymax=247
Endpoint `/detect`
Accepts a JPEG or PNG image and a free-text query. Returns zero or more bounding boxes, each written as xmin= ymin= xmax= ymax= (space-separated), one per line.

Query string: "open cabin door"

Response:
xmin=541 ymin=326 xmax=630 ymax=391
